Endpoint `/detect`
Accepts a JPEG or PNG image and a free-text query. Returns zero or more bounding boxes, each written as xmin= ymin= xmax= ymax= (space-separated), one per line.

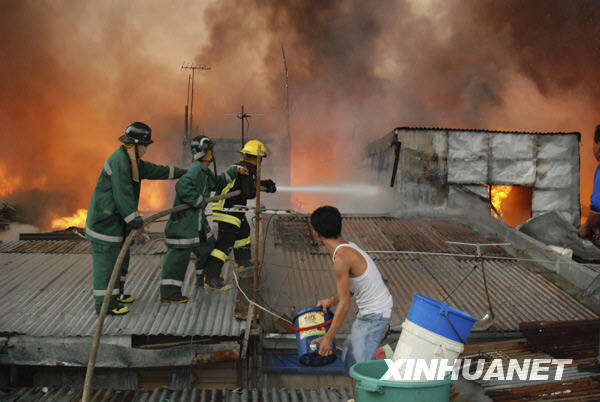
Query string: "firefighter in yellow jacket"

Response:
xmin=203 ymin=139 xmax=276 ymax=290
xmin=86 ymin=122 xmax=185 ymax=315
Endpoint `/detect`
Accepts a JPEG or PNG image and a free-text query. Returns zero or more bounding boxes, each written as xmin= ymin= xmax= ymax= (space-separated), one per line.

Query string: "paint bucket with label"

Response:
xmin=292 ymin=307 xmax=336 ymax=366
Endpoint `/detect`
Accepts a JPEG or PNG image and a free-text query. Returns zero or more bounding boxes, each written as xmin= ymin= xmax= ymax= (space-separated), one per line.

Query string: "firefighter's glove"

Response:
xmin=261 ymin=179 xmax=277 ymax=193
xmin=127 ymin=216 xmax=144 ymax=230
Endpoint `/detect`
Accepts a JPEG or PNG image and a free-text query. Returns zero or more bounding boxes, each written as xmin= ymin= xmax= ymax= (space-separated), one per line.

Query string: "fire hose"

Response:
xmin=82 ymin=188 xmax=262 ymax=401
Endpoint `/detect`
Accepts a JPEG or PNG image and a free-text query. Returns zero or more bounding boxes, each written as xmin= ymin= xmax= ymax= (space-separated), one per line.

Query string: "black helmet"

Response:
xmin=119 ymin=122 xmax=154 ymax=145
xmin=191 ymin=136 xmax=215 ymax=160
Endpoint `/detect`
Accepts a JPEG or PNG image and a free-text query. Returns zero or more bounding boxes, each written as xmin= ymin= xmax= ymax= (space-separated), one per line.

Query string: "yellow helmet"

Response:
xmin=240 ymin=139 xmax=268 ymax=157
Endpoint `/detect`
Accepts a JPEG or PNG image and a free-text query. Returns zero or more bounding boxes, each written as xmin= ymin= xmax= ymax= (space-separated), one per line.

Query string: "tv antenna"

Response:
xmin=181 ymin=63 xmax=211 ymax=139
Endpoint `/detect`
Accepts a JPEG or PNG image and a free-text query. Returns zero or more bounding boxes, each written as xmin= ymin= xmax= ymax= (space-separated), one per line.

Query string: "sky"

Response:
xmin=0 ymin=0 xmax=599 ymax=229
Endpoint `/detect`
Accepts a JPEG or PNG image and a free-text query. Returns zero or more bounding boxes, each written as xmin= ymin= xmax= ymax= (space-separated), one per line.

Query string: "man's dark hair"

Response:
xmin=310 ymin=206 xmax=342 ymax=238
xmin=595 ymin=125 xmax=600 ymax=144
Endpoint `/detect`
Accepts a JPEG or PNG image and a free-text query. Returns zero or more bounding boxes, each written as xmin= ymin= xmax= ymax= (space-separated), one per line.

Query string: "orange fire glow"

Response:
xmin=51 ymin=208 xmax=87 ymax=229
xmin=138 ymin=181 xmax=171 ymax=212
xmin=490 ymin=185 xmax=512 ymax=219
xmin=0 ymin=164 xmax=22 ymax=198
xmin=489 ymin=185 xmax=533 ymax=227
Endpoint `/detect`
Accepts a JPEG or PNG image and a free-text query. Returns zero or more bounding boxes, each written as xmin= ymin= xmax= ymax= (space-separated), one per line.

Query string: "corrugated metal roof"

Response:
xmin=461 ymin=338 xmax=600 ymax=401
xmin=1 ymin=387 xmax=354 ymax=402
xmin=0 ymin=253 xmax=244 ymax=337
xmin=260 ymin=216 xmax=597 ymax=333
xmin=0 ymin=238 xmax=167 ymax=255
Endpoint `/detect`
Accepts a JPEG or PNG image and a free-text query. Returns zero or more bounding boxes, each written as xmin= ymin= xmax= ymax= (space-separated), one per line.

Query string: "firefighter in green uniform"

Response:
xmin=160 ymin=136 xmax=248 ymax=302
xmin=86 ymin=122 xmax=185 ymax=316
xmin=204 ymin=139 xmax=277 ymax=290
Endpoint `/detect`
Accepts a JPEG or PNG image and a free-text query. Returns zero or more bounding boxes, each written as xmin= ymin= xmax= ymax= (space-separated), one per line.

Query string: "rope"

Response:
xmin=442 ymin=263 xmax=479 ymax=303
xmin=232 ymin=266 xmax=293 ymax=325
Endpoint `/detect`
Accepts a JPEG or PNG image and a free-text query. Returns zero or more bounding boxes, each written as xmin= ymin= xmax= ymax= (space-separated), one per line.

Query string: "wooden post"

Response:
xmin=253 ymin=145 xmax=262 ymax=306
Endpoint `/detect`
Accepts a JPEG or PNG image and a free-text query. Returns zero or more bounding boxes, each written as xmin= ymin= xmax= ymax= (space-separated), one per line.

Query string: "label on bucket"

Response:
xmin=298 ymin=311 xmax=326 ymax=339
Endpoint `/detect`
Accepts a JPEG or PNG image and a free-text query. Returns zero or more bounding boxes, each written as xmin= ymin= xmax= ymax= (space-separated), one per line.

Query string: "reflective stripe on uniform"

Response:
xmin=161 ymin=279 xmax=183 ymax=287
xmin=103 ymin=161 xmax=112 ymax=176
xmin=164 ymin=237 xmax=200 ymax=245
xmin=86 ymin=225 xmax=124 ymax=243
xmin=194 ymin=195 xmax=204 ymax=207
xmin=120 ymin=276 xmax=126 ymax=282
xmin=234 ymin=237 xmax=251 ymax=248
xmin=213 ymin=212 xmax=241 ymax=227
xmin=212 ymin=180 xmax=236 ymax=211
xmin=168 ymin=165 xmax=174 ymax=179
xmin=124 ymin=211 xmax=139 ymax=223
xmin=93 ymin=288 xmax=120 ymax=296
xmin=226 ymin=168 xmax=234 ymax=183
xmin=210 ymin=248 xmax=228 ymax=261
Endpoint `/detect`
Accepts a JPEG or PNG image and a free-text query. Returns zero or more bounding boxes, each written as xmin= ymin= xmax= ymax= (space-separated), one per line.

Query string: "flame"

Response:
xmin=51 ymin=208 xmax=88 ymax=229
xmin=490 ymin=185 xmax=512 ymax=218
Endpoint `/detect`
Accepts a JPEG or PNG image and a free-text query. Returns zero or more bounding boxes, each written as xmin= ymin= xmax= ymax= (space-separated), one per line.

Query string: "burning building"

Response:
xmin=365 ymin=127 xmax=581 ymax=227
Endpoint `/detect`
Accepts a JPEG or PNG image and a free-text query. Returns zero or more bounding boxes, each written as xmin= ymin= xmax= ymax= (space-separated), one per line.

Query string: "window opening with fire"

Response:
xmin=488 ymin=185 xmax=532 ymax=227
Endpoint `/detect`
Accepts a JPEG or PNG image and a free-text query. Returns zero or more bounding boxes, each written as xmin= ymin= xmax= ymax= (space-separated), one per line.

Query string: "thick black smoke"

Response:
xmin=1 ymin=0 xmax=599 ymax=227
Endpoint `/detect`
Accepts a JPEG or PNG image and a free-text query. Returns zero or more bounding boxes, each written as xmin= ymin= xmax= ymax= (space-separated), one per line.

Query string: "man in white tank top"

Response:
xmin=309 ymin=206 xmax=393 ymax=374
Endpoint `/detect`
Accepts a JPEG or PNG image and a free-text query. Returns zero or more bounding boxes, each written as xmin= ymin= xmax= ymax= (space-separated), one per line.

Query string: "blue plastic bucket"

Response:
xmin=407 ymin=293 xmax=477 ymax=343
xmin=292 ymin=307 xmax=336 ymax=366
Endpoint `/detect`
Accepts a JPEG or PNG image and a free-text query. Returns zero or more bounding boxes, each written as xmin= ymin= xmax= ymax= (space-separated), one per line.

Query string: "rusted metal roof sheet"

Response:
xmin=261 ymin=216 xmax=597 ymax=333
xmin=1 ymin=387 xmax=354 ymax=401
xmin=0 ymin=253 xmax=244 ymax=337
xmin=0 ymin=238 xmax=168 ymax=255
xmin=462 ymin=338 xmax=600 ymax=401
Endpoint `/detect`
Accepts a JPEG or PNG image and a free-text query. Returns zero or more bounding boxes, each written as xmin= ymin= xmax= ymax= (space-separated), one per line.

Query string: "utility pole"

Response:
xmin=239 ymin=105 xmax=251 ymax=148
xmin=281 ymin=44 xmax=290 ymax=142
xmin=181 ymin=63 xmax=211 ymax=165
xmin=228 ymin=106 xmax=262 ymax=148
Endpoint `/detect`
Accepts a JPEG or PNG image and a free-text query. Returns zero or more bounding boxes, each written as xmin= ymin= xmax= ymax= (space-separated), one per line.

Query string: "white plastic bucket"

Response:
xmin=392 ymin=319 xmax=464 ymax=381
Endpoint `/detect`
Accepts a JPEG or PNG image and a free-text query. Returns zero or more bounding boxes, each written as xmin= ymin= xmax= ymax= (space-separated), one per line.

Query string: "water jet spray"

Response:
xmin=277 ymin=184 xmax=380 ymax=196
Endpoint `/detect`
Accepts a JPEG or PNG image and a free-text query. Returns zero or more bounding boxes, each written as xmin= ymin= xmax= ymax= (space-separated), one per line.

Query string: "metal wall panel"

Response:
xmin=532 ymin=190 xmax=573 ymax=212
xmin=535 ymin=160 xmax=576 ymax=189
xmin=448 ymin=131 xmax=488 ymax=159
xmin=537 ymin=134 xmax=579 ymax=160
xmin=491 ymin=134 xmax=535 ymax=159
xmin=489 ymin=160 xmax=536 ymax=185
xmin=448 ymin=159 xmax=488 ymax=183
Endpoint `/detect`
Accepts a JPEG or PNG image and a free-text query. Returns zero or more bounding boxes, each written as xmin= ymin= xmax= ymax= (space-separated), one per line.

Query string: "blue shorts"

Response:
xmin=342 ymin=312 xmax=391 ymax=374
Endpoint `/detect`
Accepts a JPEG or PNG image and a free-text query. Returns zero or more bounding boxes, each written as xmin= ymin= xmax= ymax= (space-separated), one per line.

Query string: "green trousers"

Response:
xmin=160 ymin=237 xmax=215 ymax=298
xmin=91 ymin=240 xmax=130 ymax=309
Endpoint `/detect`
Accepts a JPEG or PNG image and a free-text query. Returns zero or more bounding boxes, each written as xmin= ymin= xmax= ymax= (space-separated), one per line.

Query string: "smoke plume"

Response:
xmin=0 ymin=0 xmax=599 ymax=228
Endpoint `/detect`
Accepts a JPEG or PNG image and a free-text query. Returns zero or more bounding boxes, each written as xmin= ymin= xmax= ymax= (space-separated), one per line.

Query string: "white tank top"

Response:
xmin=333 ymin=242 xmax=393 ymax=318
